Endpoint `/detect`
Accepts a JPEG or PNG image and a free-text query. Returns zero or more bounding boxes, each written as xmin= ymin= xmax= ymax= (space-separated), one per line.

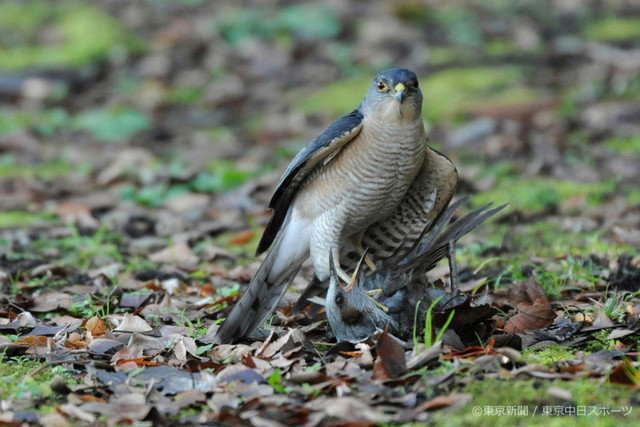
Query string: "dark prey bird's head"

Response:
xmin=325 ymin=249 xmax=395 ymax=343
xmin=362 ymin=68 xmax=422 ymax=121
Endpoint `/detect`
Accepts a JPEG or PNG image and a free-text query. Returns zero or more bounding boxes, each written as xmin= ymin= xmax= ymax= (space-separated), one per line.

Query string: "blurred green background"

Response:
xmin=2 ymin=3 xmax=639 ymax=424
xmin=1 ymin=0 xmax=639 ymax=263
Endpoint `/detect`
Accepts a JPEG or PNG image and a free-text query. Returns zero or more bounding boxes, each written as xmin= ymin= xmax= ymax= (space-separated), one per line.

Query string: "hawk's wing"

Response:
xmin=256 ymin=108 xmax=364 ymax=255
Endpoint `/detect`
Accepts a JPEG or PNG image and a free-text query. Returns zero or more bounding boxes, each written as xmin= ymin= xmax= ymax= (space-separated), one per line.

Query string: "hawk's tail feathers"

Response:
xmin=213 ymin=239 xmax=302 ymax=344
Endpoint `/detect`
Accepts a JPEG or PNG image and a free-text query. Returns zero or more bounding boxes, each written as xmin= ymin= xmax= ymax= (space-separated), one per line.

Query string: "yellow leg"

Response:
xmin=364 ymin=255 xmax=377 ymax=272
xmin=332 ymin=247 xmax=351 ymax=284
xmin=366 ymin=289 xmax=389 ymax=313
xmin=350 ymin=234 xmax=377 ymax=272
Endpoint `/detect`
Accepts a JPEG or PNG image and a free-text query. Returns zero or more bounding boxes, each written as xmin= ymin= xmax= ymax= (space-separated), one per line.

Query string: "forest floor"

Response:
xmin=0 ymin=1 xmax=639 ymax=426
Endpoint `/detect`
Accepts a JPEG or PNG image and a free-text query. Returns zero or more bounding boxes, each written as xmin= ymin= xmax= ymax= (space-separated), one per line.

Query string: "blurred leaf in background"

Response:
xmin=73 ymin=107 xmax=151 ymax=142
xmin=0 ymin=0 xmax=143 ymax=70
xmin=217 ymin=4 xmax=340 ymax=44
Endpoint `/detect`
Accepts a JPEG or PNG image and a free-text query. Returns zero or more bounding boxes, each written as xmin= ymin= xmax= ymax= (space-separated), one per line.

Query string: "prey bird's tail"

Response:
xmin=214 ymin=236 xmax=303 ymax=344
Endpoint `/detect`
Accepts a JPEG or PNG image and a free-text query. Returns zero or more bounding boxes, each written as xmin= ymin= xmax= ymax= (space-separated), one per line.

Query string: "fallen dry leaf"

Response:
xmin=85 ymin=316 xmax=108 ymax=336
xmin=228 ymin=229 xmax=256 ymax=245
xmin=149 ymin=242 xmax=199 ymax=265
xmin=16 ymin=335 xmax=53 ymax=355
xmin=113 ymin=314 xmax=153 ymax=333
xmin=416 ymin=392 xmax=474 ymax=411
xmin=1 ymin=3 xmax=640 ymax=425
xmin=307 ymin=397 xmax=393 ymax=423
xmin=592 ymin=307 xmax=615 ymax=328
xmin=504 ymin=281 xmax=556 ymax=333
xmin=30 ymin=292 xmax=73 ymax=313
xmin=64 ymin=332 xmax=88 ymax=349
xmin=609 ymin=358 xmax=640 ymax=388
xmin=55 ymin=201 xmax=98 ymax=228
xmin=374 ymin=331 xmax=407 ymax=379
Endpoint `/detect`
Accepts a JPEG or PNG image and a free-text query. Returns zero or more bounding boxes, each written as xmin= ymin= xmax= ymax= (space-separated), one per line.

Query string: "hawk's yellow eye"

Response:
xmin=377 ymin=81 xmax=388 ymax=92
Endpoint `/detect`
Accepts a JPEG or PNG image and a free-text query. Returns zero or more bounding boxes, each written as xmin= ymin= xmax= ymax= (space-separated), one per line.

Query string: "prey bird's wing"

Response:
xmin=408 ymin=201 xmax=508 ymax=274
xmin=381 ymin=201 xmax=508 ymax=295
xmin=256 ymin=108 xmax=364 ymax=255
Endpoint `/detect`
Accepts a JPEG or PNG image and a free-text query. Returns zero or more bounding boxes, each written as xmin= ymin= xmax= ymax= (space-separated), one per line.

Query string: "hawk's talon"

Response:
xmin=365 ymin=289 xmax=389 ymax=312
xmin=331 ymin=247 xmax=351 ymax=284
xmin=344 ymin=245 xmax=369 ymax=290
xmin=337 ymin=268 xmax=351 ymax=285
xmin=363 ymin=255 xmax=377 ymax=272
xmin=351 ymin=235 xmax=377 ymax=272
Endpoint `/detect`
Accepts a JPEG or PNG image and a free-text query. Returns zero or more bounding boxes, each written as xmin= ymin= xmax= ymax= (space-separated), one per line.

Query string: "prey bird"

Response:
xmin=326 ymin=199 xmax=507 ymax=343
xmin=215 ymin=68 xmax=458 ymax=344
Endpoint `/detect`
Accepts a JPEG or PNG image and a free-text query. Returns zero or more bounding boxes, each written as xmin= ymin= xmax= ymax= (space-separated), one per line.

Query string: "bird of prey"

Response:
xmin=326 ymin=199 xmax=507 ymax=343
xmin=292 ymin=138 xmax=459 ymax=313
xmin=215 ymin=68 xmax=456 ymax=344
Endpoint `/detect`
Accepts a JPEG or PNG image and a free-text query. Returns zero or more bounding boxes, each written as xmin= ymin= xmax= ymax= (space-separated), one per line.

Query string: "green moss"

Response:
xmin=217 ymin=4 xmax=339 ymax=45
xmin=167 ymin=87 xmax=204 ymax=105
xmin=622 ymin=185 xmax=640 ymax=205
xmin=458 ymin=173 xmax=629 ymax=265
xmin=427 ymin=41 xmax=538 ymax=66
xmin=430 ymin=6 xmax=483 ymax=48
xmin=392 ymin=0 xmax=432 ymax=24
xmin=428 ymin=46 xmax=477 ymax=65
xmin=73 ymin=107 xmax=151 ymax=142
xmin=0 ymin=357 xmax=76 ymax=402
xmin=585 ymin=18 xmax=640 ymax=42
xmin=0 ymin=155 xmax=83 ymax=179
xmin=555 ymin=179 xmax=617 ymax=206
xmin=298 ymin=75 xmax=371 ymax=117
xmin=0 ymin=108 xmax=72 ymax=137
xmin=30 ymin=226 xmax=124 ymax=269
xmin=515 ymin=221 xmax=624 ymax=260
xmin=422 ymin=67 xmax=530 ymax=123
xmin=581 ymin=330 xmax=627 ymax=353
xmin=605 ymin=136 xmax=640 ymax=155
xmin=481 ymin=86 xmax=540 ymax=106
xmin=0 ymin=2 xmax=51 ymax=41
xmin=0 ymin=211 xmax=57 ymax=227
xmin=198 ymin=160 xmax=263 ymax=191
xmin=486 ymin=40 xmax=521 ymax=57
xmin=0 ymin=1 xmax=143 ymax=70
xmin=432 ymin=378 xmax=637 ymax=426
xmin=429 ymin=66 xmax=524 ymax=95
xmin=471 ymin=177 xmax=616 ymax=214
xmin=523 ymin=345 xmax=584 ymax=366
xmin=470 ymin=219 xmax=628 ymax=273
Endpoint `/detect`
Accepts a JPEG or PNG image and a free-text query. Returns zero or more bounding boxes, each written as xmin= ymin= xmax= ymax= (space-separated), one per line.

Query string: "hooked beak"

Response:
xmin=394 ymin=83 xmax=406 ymax=104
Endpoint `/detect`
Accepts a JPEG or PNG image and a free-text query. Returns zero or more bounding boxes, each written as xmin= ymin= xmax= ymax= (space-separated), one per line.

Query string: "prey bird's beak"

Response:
xmin=329 ymin=248 xmax=339 ymax=286
xmin=394 ymin=83 xmax=406 ymax=104
xmin=346 ymin=248 xmax=368 ymax=290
